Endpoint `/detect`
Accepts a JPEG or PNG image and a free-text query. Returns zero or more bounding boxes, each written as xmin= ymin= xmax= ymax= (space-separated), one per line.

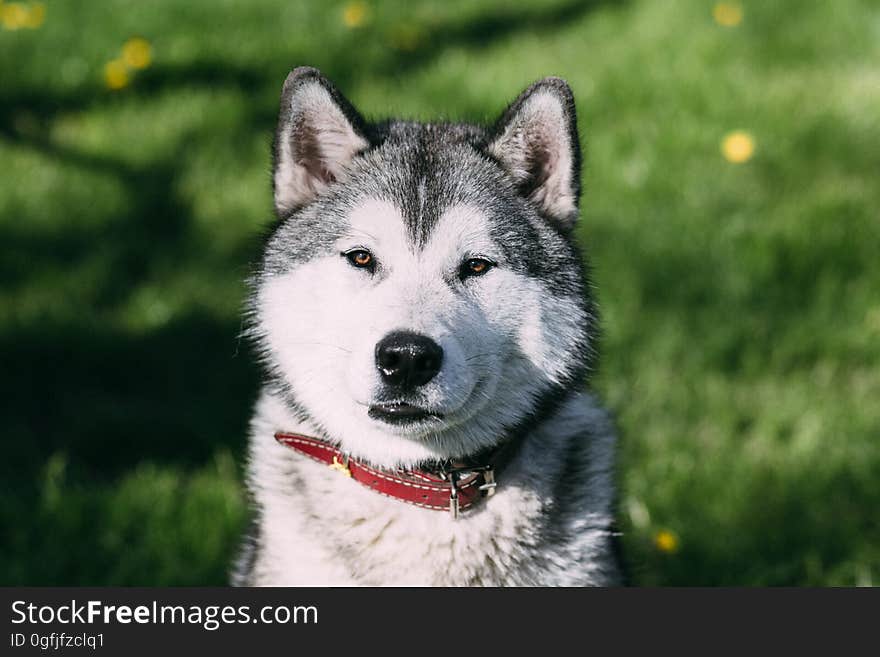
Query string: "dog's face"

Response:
xmin=251 ymin=68 xmax=594 ymax=467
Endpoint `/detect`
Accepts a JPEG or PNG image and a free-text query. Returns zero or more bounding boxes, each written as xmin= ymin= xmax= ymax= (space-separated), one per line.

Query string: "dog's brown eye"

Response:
xmin=461 ymin=257 xmax=494 ymax=279
xmin=345 ymin=249 xmax=374 ymax=269
xmin=469 ymin=260 xmax=487 ymax=274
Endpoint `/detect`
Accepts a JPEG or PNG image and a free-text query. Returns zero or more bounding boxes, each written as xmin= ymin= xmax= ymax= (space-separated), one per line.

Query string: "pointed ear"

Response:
xmin=273 ymin=67 xmax=369 ymax=215
xmin=487 ymin=77 xmax=582 ymax=230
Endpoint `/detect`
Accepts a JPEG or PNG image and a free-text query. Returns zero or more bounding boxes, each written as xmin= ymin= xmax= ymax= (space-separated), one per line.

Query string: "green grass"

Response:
xmin=1 ymin=0 xmax=878 ymax=585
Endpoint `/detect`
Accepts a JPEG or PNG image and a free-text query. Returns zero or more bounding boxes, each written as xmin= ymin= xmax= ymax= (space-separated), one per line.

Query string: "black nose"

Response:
xmin=375 ymin=331 xmax=443 ymax=390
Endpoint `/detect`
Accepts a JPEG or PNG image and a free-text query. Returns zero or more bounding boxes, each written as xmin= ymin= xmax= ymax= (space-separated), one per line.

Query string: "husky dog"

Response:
xmin=233 ymin=67 xmax=622 ymax=586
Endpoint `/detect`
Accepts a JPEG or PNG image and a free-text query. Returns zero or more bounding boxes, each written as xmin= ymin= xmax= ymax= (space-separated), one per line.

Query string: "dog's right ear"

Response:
xmin=273 ymin=67 xmax=369 ymax=216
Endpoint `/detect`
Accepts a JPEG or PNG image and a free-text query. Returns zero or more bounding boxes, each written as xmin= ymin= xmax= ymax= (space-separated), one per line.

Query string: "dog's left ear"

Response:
xmin=487 ymin=77 xmax=582 ymax=230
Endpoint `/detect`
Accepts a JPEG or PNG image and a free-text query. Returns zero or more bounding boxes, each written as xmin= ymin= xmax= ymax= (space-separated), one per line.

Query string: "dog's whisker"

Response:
xmin=465 ymin=352 xmax=502 ymax=362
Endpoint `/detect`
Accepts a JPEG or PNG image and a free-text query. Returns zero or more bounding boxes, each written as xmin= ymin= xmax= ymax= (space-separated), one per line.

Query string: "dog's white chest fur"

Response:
xmin=239 ymin=391 xmax=619 ymax=586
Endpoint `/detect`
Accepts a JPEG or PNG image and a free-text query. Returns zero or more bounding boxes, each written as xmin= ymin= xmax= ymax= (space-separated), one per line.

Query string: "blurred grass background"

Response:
xmin=1 ymin=0 xmax=878 ymax=585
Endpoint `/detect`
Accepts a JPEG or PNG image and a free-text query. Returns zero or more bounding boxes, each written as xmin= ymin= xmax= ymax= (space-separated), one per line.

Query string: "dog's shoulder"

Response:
xmin=524 ymin=392 xmax=622 ymax=584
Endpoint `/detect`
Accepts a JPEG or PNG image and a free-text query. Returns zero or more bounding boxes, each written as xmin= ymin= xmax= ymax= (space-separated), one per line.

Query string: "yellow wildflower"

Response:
xmin=122 ymin=37 xmax=152 ymax=70
xmin=23 ymin=1 xmax=44 ymax=28
xmin=713 ymin=2 xmax=743 ymax=27
xmin=1 ymin=2 xmax=28 ymax=30
xmin=104 ymin=59 xmax=130 ymax=90
xmin=654 ymin=530 xmax=679 ymax=554
xmin=721 ymin=131 xmax=756 ymax=163
xmin=342 ymin=1 xmax=368 ymax=28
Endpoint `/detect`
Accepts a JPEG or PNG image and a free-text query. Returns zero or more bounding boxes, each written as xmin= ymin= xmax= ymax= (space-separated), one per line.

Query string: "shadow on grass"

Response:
xmin=0 ymin=315 xmax=256 ymax=585
xmin=1 ymin=315 xmax=259 ymax=482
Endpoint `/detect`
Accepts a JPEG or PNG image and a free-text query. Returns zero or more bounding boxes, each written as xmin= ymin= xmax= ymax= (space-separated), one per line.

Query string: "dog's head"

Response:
xmin=250 ymin=67 xmax=595 ymax=467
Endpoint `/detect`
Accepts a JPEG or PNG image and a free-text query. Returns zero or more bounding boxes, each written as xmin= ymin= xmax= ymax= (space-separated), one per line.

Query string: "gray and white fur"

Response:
xmin=233 ymin=67 xmax=622 ymax=586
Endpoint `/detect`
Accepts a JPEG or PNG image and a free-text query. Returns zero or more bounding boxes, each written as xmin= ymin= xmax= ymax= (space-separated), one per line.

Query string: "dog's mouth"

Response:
xmin=368 ymin=402 xmax=443 ymax=426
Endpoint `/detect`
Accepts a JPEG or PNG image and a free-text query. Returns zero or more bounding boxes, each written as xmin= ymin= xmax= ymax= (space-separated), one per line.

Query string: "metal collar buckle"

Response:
xmin=444 ymin=465 xmax=496 ymax=519
xmin=479 ymin=469 xmax=497 ymax=496
xmin=448 ymin=472 xmax=460 ymax=519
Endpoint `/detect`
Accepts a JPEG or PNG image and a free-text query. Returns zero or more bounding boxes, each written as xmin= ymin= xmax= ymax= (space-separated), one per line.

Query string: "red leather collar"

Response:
xmin=274 ymin=432 xmax=499 ymax=517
